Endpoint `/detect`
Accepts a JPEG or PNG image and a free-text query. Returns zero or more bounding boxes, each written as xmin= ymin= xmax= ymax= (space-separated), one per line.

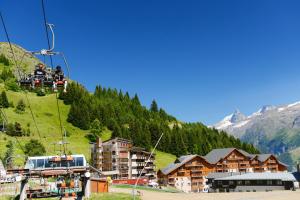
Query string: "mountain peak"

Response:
xmin=260 ymin=105 xmax=276 ymax=113
xmin=231 ymin=109 xmax=246 ymax=123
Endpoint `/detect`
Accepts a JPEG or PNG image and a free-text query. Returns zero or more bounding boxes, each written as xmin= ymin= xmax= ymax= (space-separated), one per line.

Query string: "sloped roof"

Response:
xmin=238 ymin=149 xmax=256 ymax=159
xmin=161 ymin=155 xmax=198 ymax=175
xmin=257 ymin=154 xmax=272 ymax=162
xmin=215 ymin=172 xmax=296 ymax=182
xmin=160 ymin=148 xmax=288 ymax=176
xmin=292 ymin=172 xmax=300 ymax=181
xmin=207 ymin=172 xmax=243 ymax=179
xmin=204 ymin=148 xmax=236 ymax=164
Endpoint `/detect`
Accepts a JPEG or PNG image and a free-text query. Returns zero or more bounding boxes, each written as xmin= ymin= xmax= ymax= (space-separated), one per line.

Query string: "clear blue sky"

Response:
xmin=2 ymin=0 xmax=300 ymax=125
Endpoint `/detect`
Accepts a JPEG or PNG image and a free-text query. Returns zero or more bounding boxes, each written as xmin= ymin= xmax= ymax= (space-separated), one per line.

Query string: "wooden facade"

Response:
xmin=158 ymin=148 xmax=287 ymax=193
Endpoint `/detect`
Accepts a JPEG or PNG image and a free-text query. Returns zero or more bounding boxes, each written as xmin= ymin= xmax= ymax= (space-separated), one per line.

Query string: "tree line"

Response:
xmin=60 ymin=82 xmax=259 ymax=157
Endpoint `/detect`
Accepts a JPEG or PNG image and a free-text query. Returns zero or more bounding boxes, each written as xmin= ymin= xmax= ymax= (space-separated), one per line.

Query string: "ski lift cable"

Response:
xmin=41 ymin=0 xmax=54 ymax=69
xmin=40 ymin=0 xmax=66 ymax=153
xmin=0 ymin=11 xmax=42 ymax=140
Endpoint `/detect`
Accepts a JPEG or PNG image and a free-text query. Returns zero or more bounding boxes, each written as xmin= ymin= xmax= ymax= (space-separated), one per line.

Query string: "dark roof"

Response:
xmin=204 ymin=148 xmax=236 ymax=164
xmin=292 ymin=172 xmax=300 ymax=181
xmin=161 ymin=155 xmax=198 ymax=175
xmin=215 ymin=172 xmax=296 ymax=181
xmin=207 ymin=172 xmax=244 ymax=179
xmin=203 ymin=148 xmax=288 ymax=166
xmin=257 ymin=154 xmax=272 ymax=162
xmin=160 ymin=148 xmax=288 ymax=176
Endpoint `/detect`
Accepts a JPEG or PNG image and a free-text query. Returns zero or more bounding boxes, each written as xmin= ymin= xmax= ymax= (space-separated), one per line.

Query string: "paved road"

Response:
xmin=113 ymin=188 xmax=300 ymax=200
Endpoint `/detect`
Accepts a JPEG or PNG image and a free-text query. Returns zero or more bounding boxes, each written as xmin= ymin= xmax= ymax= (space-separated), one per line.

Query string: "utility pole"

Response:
xmin=132 ymin=133 xmax=164 ymax=200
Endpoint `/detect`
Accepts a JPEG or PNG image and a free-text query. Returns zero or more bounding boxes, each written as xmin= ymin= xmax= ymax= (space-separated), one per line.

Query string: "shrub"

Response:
xmin=6 ymin=122 xmax=23 ymax=136
xmin=5 ymin=78 xmax=20 ymax=92
xmin=1 ymin=68 xmax=14 ymax=81
xmin=15 ymin=99 xmax=26 ymax=114
xmin=0 ymin=91 xmax=9 ymax=108
xmin=24 ymin=139 xmax=46 ymax=156
xmin=0 ymin=54 xmax=10 ymax=66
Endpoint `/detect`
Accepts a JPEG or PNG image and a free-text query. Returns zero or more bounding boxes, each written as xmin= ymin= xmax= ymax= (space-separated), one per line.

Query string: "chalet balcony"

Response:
xmin=145 ymin=165 xmax=154 ymax=169
xmin=227 ymin=156 xmax=244 ymax=161
xmin=191 ymin=174 xmax=203 ymax=178
xmin=191 ymin=177 xmax=203 ymax=182
xmin=190 ymin=169 xmax=203 ymax=173
xmin=267 ymin=163 xmax=278 ymax=167
xmin=178 ymin=169 xmax=185 ymax=173
xmin=185 ymin=163 xmax=204 ymax=168
xmin=251 ymin=160 xmax=259 ymax=165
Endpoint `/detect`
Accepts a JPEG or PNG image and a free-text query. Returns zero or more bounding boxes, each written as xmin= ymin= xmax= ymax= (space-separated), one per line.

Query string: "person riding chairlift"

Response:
xmin=53 ymin=65 xmax=67 ymax=92
xmin=32 ymin=63 xmax=46 ymax=88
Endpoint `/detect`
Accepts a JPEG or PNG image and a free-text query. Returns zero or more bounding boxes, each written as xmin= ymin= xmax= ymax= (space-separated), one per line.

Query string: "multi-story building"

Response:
xmin=91 ymin=137 xmax=156 ymax=180
xmin=130 ymin=147 xmax=156 ymax=180
xmin=157 ymin=148 xmax=287 ymax=193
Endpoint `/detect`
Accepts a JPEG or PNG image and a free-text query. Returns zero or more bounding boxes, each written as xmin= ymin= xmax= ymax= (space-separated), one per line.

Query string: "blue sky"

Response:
xmin=2 ymin=0 xmax=300 ymax=125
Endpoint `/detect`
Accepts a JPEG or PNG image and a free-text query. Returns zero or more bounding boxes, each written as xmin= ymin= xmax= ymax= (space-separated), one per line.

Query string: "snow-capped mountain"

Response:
xmin=213 ymin=101 xmax=300 ymax=168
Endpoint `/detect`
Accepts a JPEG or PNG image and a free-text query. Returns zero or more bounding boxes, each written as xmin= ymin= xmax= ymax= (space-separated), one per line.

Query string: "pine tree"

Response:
xmin=64 ymin=83 xmax=259 ymax=156
xmin=15 ymin=99 xmax=26 ymax=114
xmin=24 ymin=139 xmax=46 ymax=156
xmin=2 ymin=141 xmax=14 ymax=168
xmin=150 ymin=99 xmax=158 ymax=112
xmin=132 ymin=94 xmax=141 ymax=106
xmin=90 ymin=118 xmax=103 ymax=136
xmin=0 ymin=91 xmax=9 ymax=108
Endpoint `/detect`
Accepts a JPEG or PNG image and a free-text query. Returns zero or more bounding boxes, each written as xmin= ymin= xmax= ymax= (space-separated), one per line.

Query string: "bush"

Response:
xmin=0 ymin=54 xmax=10 ymax=66
xmin=0 ymin=91 xmax=9 ymax=108
xmin=1 ymin=68 xmax=14 ymax=81
xmin=15 ymin=99 xmax=26 ymax=114
xmin=24 ymin=139 xmax=46 ymax=156
xmin=36 ymin=89 xmax=46 ymax=96
xmin=6 ymin=122 xmax=23 ymax=136
xmin=5 ymin=78 xmax=20 ymax=92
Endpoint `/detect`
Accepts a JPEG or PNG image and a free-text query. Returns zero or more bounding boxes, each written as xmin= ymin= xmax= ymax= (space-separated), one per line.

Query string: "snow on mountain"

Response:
xmin=212 ymin=101 xmax=300 ymax=169
xmin=214 ymin=109 xmax=247 ymax=130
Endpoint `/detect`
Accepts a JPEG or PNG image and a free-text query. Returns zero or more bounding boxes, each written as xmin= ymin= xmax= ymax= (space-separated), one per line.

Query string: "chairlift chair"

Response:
xmin=19 ymin=23 xmax=70 ymax=93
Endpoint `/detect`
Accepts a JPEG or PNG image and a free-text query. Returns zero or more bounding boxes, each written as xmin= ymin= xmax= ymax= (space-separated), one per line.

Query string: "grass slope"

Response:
xmin=0 ymin=85 xmax=111 ymax=165
xmin=0 ymin=86 xmax=175 ymax=169
xmin=154 ymin=150 xmax=176 ymax=170
xmin=0 ymin=42 xmax=40 ymax=73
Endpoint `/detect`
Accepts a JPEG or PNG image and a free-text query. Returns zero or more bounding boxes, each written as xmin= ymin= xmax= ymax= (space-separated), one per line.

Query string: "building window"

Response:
xmin=245 ymin=180 xmax=251 ymax=185
xmin=237 ymin=181 xmax=243 ymax=185
xmin=276 ymin=180 xmax=282 ymax=185
xmin=229 ymin=181 xmax=234 ymax=185
xmin=267 ymin=180 xmax=273 ymax=185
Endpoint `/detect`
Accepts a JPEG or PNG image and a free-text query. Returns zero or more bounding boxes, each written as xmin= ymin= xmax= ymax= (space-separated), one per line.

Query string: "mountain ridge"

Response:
xmin=213 ymin=101 xmax=300 ymax=169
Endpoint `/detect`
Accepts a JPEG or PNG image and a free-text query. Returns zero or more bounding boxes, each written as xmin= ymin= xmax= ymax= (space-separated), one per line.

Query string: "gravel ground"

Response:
xmin=113 ymin=188 xmax=300 ymax=200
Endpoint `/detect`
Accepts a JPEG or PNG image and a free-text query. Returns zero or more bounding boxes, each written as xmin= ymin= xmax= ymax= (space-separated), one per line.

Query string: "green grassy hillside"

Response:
xmin=0 ymin=85 xmax=96 ymax=165
xmin=154 ymin=150 xmax=176 ymax=170
xmin=0 ymin=42 xmax=40 ymax=73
